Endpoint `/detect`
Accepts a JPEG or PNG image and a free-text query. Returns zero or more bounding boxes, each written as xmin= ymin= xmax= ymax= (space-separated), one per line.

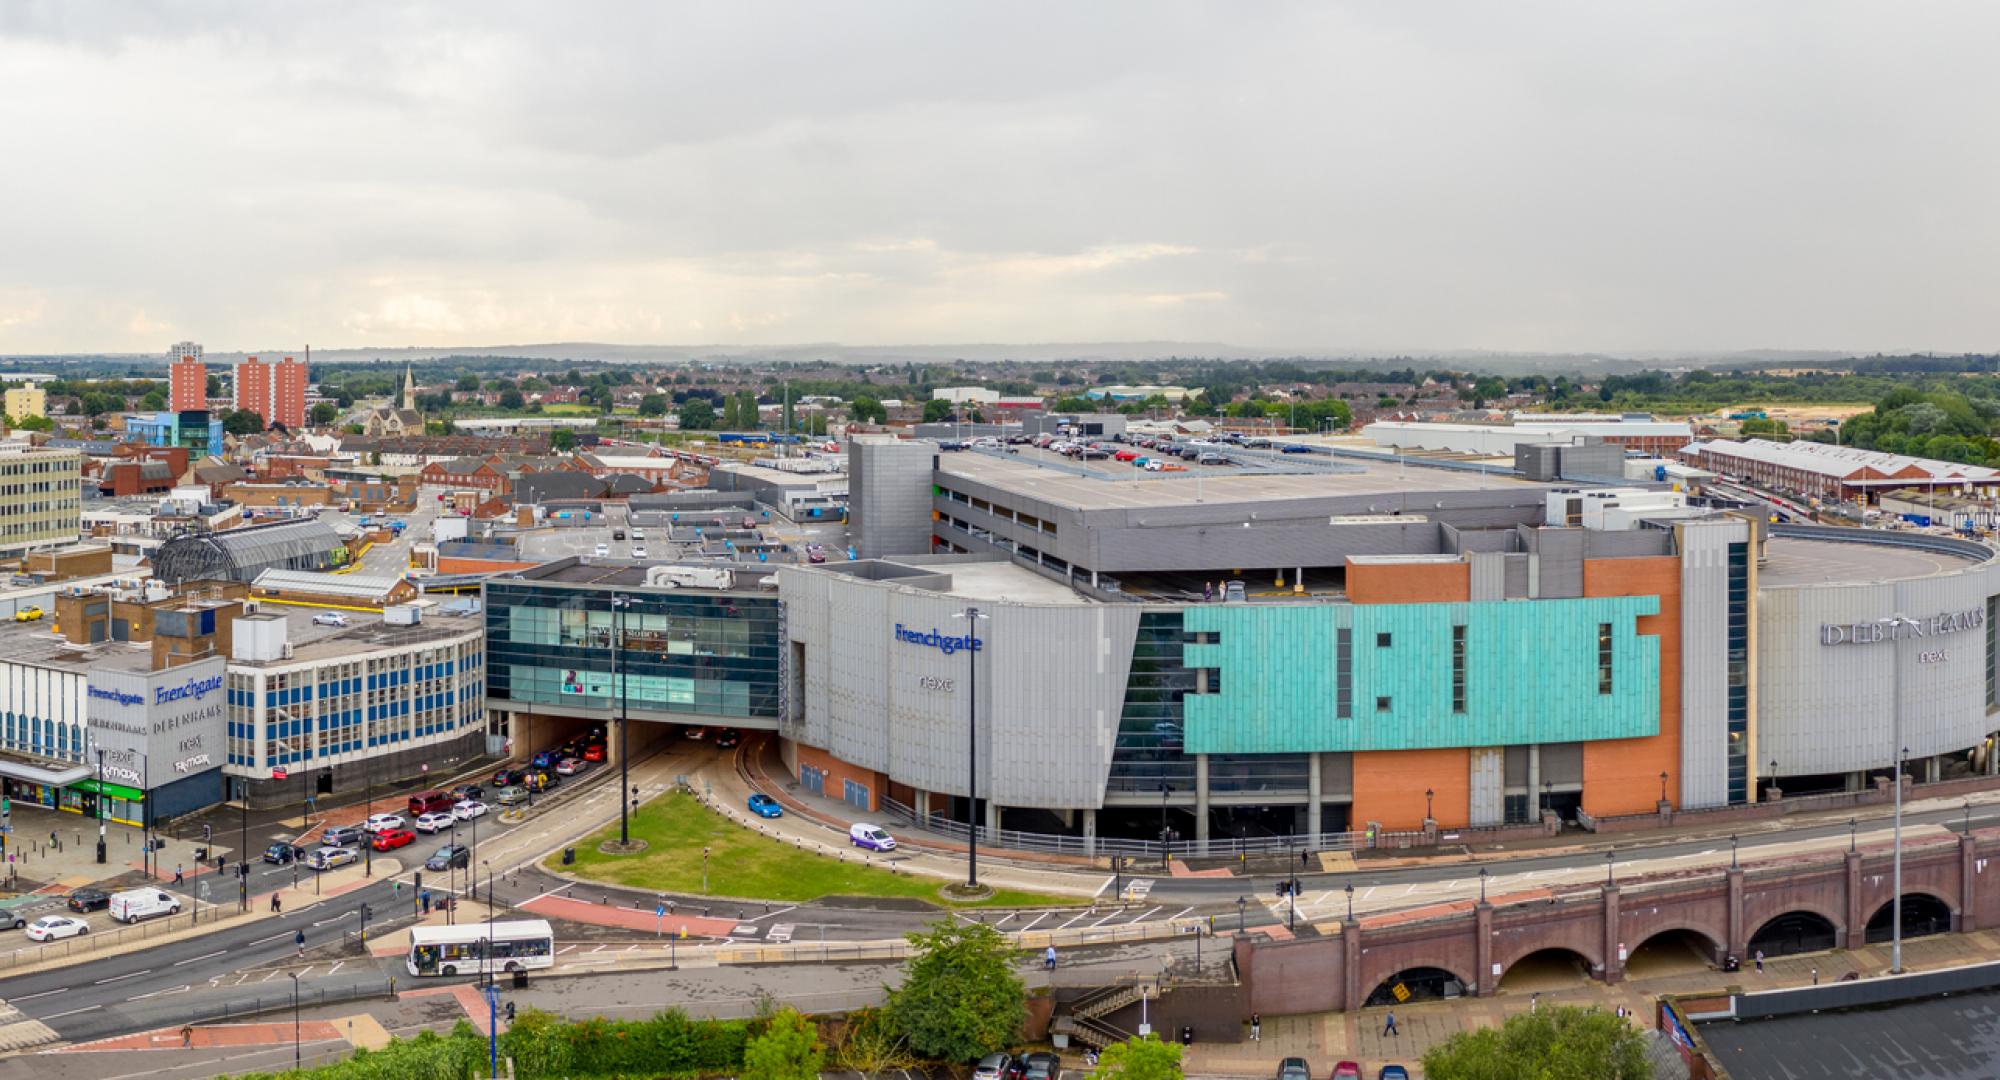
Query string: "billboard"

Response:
xmin=85 ymin=657 xmax=227 ymax=788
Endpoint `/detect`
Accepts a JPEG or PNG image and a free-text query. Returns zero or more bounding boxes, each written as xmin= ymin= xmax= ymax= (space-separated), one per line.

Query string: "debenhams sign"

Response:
xmin=1821 ymin=609 xmax=1986 ymax=646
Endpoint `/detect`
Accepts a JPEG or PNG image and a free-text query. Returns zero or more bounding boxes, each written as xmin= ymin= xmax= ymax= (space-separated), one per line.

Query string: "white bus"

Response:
xmin=406 ymin=919 xmax=556 ymax=977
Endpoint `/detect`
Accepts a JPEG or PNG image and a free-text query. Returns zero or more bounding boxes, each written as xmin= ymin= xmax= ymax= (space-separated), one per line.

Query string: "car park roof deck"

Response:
xmin=1759 ymin=535 xmax=1987 ymax=587
xmin=939 ymin=453 xmax=1545 ymax=513
xmin=513 ymin=558 xmax=781 ymax=591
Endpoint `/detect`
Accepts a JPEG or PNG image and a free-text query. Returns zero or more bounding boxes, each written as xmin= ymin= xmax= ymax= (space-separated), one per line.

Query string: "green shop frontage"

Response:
xmin=0 ymin=762 xmax=150 ymax=827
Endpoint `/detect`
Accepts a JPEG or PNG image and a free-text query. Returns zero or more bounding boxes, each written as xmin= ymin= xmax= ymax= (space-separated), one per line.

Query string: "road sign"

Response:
xmin=1391 ymin=982 xmax=1412 ymax=1003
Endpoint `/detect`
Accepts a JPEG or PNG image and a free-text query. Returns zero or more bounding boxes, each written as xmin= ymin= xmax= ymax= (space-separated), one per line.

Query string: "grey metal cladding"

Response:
xmin=850 ymin=440 xmax=937 ymax=557
xmin=1468 ymin=552 xmax=1506 ymax=601
xmin=1758 ymin=562 xmax=2000 ymax=775
xmin=1531 ymin=529 xmax=1584 ymax=599
xmin=779 ymin=565 xmax=1138 ymax=809
xmin=1678 ymin=523 xmax=1735 ymax=808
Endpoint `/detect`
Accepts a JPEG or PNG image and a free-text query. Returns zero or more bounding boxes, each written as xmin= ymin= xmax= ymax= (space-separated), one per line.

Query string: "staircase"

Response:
xmin=1050 ymin=982 xmax=1150 ymax=1050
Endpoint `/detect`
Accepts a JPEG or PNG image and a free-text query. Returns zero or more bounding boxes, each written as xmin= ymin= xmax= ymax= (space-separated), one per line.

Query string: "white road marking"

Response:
xmin=745 ymin=905 xmax=798 ymax=923
xmin=1090 ymin=876 xmax=1116 ymax=899
xmin=126 ymin=984 xmax=189 ymax=1001
xmin=174 ymin=950 xmax=228 ymax=967
xmin=1167 ymin=906 xmax=1194 ymax=921
xmin=92 ymin=970 xmax=150 ymax=985
xmin=1089 ymin=911 xmax=1121 ymax=928
xmin=1018 ymin=913 xmax=1048 ymax=932
xmin=1129 ymin=905 xmax=1162 ymax=924
xmin=1055 ymin=912 xmax=1088 ymax=931
xmin=11 ymin=988 xmax=64 ymax=1002
xmin=327 ymin=961 xmax=344 ymax=975
xmin=767 ymin=924 xmax=795 ymax=944
xmin=248 ymin=932 xmax=290 ymax=946
xmin=557 ymin=945 xmax=576 ymax=955
xmin=41 ymin=1004 xmax=101 ymax=1020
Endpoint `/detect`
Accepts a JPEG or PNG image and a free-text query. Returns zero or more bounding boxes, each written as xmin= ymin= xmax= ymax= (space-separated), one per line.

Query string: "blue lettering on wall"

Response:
xmin=894 ymin=624 xmax=983 ymax=656
xmin=155 ymin=674 xmax=224 ymax=707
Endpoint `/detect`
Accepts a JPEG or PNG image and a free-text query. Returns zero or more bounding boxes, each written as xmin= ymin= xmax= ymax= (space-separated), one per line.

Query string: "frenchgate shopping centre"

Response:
xmin=481 ymin=438 xmax=2000 ymax=850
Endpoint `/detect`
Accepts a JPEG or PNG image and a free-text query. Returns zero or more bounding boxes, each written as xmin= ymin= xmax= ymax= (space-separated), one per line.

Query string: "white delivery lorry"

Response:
xmin=108 ymin=888 xmax=182 ymax=924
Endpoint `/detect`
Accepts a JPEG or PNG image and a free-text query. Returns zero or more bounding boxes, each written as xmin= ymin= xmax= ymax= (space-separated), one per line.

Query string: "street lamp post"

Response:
xmin=364 ymin=756 xmax=373 ymax=876
xmin=1849 ymin=817 xmax=1858 ymax=853
xmin=612 ymin=594 xmax=632 ymax=845
xmin=952 ymin=606 xmax=989 ymax=889
xmin=1659 ymin=771 xmax=1670 ymax=804
xmin=1730 ymin=833 xmax=1739 ymax=869
xmin=1605 ymin=849 xmax=1615 ymax=887
xmin=1236 ymin=895 xmax=1246 ymax=933
xmin=1424 ymin=787 xmax=1434 ymax=821
xmin=94 ymin=747 xmax=106 ymax=864
xmin=484 ymin=860 xmax=496 ymax=987
xmin=1345 ymin=882 xmax=1354 ymax=921
xmin=484 ymin=981 xmax=502 ymax=1079
xmin=288 ymin=972 xmax=302 ymax=1070
xmin=1882 ymin=614 xmax=1919 ymax=976
xmin=1478 ymin=867 xmax=1488 ymax=903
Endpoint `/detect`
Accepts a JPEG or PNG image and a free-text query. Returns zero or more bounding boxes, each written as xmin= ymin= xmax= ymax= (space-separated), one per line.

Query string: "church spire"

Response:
xmin=402 ymin=364 xmax=416 ymax=409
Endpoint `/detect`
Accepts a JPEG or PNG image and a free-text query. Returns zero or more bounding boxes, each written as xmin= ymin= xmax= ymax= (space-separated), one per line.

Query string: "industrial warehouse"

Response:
xmin=481 ymin=437 xmax=2000 ymax=851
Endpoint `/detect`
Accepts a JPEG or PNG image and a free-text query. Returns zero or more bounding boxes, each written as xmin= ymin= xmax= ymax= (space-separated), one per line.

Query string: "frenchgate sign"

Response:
xmin=85 ymin=657 xmax=227 ymax=789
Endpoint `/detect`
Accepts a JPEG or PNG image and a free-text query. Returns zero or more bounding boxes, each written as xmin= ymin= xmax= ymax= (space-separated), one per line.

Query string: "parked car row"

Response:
xmin=1279 ymin=1057 xmax=1406 ymax=1080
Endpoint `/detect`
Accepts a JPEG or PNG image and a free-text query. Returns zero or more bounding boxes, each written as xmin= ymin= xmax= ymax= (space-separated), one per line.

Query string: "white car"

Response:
xmin=363 ymin=813 xmax=405 ymax=834
xmin=312 ymin=612 xmax=349 ymax=628
xmin=631 ymin=529 xmax=646 ymax=540
xmin=631 ymin=546 xmax=648 ymax=559
xmin=414 ymin=811 xmax=456 ymax=834
xmin=25 ymin=916 xmax=86 ymax=942
xmin=452 ymin=800 xmax=488 ymax=820
xmin=306 ymin=846 xmax=357 ymax=871
xmin=593 ymin=543 xmax=610 ymax=557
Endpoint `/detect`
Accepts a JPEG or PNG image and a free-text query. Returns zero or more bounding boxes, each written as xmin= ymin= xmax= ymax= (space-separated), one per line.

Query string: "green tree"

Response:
xmin=498 ymin=389 xmax=525 ymax=410
xmin=1053 ymin=395 xmax=1094 ymax=413
xmin=742 ymin=1006 xmax=824 ymax=1080
xmin=1089 ymin=1034 xmax=1183 ymax=1080
xmin=550 ymin=428 xmax=577 ymax=452
xmin=736 ymin=391 xmax=762 ymax=430
xmin=638 ymin=393 xmax=668 ymax=417
xmin=850 ymin=396 xmax=888 ymax=424
xmin=680 ymin=398 xmax=717 ymax=430
xmin=923 ymin=398 xmax=955 ymax=423
xmin=9 ymin=415 xmax=52 ymax=432
xmin=140 ymin=389 xmax=167 ymax=411
xmin=887 ymin=921 xmax=1026 ymax=1062
xmin=833 ymin=1006 xmax=914 ymax=1080
xmin=309 ymin=402 xmax=339 ymax=426
xmin=205 ymin=373 xmax=221 ymax=397
xmin=222 ymin=409 xmax=264 ymax=436
xmin=1421 ymin=1006 xmax=1647 ymax=1080
xmin=456 ymin=373 xmax=480 ymax=392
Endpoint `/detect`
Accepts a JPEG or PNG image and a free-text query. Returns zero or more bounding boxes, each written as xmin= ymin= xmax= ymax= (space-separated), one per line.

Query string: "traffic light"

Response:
xmin=361 ymin=903 xmax=373 ymax=920
xmin=203 ymin=824 xmax=212 ymax=843
xmin=413 ymin=871 xmax=423 ymax=891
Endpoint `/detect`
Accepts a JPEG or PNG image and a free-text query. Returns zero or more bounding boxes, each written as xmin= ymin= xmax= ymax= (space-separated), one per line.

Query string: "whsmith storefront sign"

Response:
xmin=84 ymin=657 xmax=227 ymax=795
xmin=1820 ymin=609 xmax=1986 ymax=646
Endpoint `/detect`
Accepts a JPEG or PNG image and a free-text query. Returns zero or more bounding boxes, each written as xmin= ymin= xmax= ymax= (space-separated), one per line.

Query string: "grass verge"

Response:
xmin=551 ymin=792 xmax=1079 ymax=908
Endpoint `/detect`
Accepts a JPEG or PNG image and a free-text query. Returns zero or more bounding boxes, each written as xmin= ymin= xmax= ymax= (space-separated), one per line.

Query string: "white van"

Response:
xmin=849 ymin=823 xmax=897 ymax=852
xmin=109 ymin=888 xmax=181 ymax=924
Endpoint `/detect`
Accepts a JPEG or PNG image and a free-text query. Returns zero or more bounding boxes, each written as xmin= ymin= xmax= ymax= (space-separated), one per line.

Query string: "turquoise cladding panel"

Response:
xmin=1181 ymin=597 xmax=1660 ymax=754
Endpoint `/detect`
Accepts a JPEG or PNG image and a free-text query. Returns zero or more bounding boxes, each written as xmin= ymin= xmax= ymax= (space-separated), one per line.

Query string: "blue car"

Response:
xmin=531 ymin=751 xmax=555 ymax=769
xmin=747 ymin=793 xmax=783 ymax=818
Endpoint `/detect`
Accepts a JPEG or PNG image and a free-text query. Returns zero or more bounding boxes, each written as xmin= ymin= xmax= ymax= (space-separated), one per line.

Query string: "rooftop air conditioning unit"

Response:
xmin=281 ymin=642 xmax=294 ymax=659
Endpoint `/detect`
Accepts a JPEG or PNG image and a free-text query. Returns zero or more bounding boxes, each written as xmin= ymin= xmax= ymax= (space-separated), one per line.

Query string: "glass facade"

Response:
xmin=1106 ymin=611 xmax=1307 ymax=796
xmin=1725 ymin=541 xmax=1751 ymax=804
xmin=226 ymin=635 xmax=485 ymax=770
xmin=484 ymin=582 xmax=783 ymax=720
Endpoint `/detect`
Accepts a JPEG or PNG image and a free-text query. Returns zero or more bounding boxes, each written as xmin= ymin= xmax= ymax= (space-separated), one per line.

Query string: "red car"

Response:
xmin=372 ymin=828 xmax=417 ymax=852
xmin=1331 ymin=1063 xmax=1361 ymax=1080
xmin=583 ymin=744 xmax=606 ymax=763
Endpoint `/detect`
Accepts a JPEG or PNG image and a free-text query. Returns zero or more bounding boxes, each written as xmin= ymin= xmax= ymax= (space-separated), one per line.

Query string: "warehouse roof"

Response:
xmin=252 ymin=569 xmax=408 ymax=601
xmin=1685 ymin=439 xmax=2000 ymax=484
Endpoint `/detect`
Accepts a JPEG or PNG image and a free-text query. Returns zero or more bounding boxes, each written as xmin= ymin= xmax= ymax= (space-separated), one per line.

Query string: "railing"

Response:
xmin=0 ymin=903 xmax=254 ymax=971
xmin=875 ymin=796 xmax=1369 ymax=859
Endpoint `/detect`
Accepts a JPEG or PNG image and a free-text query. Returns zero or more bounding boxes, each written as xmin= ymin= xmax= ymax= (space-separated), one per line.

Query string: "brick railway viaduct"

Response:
xmin=1234 ymin=828 xmax=1998 ymax=1015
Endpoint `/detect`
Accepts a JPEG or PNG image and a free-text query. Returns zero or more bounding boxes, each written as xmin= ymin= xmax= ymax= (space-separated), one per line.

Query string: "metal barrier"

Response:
xmin=874 ymin=796 xmax=1368 ymax=859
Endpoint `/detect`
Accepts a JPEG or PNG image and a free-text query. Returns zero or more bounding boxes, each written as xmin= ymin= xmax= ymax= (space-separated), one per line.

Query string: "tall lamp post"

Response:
xmin=484 ymin=860 xmax=496 ymax=987
xmin=611 ymin=593 xmax=632 ymax=846
xmin=288 ymin=972 xmax=302 ymax=1070
xmin=93 ymin=747 xmax=107 ymax=864
xmin=951 ymin=606 xmax=988 ymax=889
xmin=1882 ymin=614 xmax=1918 ymax=975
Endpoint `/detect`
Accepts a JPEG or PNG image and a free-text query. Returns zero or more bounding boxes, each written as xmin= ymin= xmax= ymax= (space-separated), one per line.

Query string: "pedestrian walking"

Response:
xmin=1250 ymin=1012 xmax=1261 ymax=1041
xmin=1754 ymin=948 xmax=1765 ymax=973
xmin=1530 ymin=992 xmax=1539 ymax=1013
xmin=1300 ymin=849 xmax=1310 ymax=869
xmin=421 ymin=890 xmax=432 ymax=914
xmin=174 ymin=864 xmax=184 ymax=886
xmin=1383 ymin=1011 xmax=1399 ymax=1036
xmin=1044 ymin=945 xmax=1057 ymax=971
xmin=1811 ymin=966 xmax=1819 ymax=985
xmin=296 ymin=930 xmax=306 ymax=958
xmin=271 ymin=893 xmax=282 ymax=913
xmin=180 ymin=1024 xmax=193 ymax=1048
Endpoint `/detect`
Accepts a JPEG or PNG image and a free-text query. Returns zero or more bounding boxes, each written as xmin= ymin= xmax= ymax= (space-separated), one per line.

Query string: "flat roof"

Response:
xmin=1760 ymin=535 xmax=1984 ymax=587
xmin=930 ymin=561 xmax=1093 ymax=605
xmin=509 ymin=559 xmax=780 ymax=592
xmin=938 ymin=454 xmax=1542 ymax=512
xmin=1699 ymin=986 xmax=2000 ymax=1078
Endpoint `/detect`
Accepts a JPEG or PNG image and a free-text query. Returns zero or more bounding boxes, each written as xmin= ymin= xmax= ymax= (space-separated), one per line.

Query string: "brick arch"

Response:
xmin=1865 ymin=889 xmax=1959 ymax=920
xmin=1496 ymin=944 xmax=1601 ymax=986
xmin=1740 ymin=894 xmax=1848 ymax=944
xmin=1627 ymin=923 xmax=1725 ymax=959
xmin=1361 ymin=962 xmax=1479 ymax=1006
xmin=1494 ymin=936 xmax=1604 ymax=977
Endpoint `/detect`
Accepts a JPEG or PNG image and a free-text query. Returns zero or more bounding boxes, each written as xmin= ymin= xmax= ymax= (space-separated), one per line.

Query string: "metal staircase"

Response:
xmin=1050 ymin=981 xmax=1150 ymax=1050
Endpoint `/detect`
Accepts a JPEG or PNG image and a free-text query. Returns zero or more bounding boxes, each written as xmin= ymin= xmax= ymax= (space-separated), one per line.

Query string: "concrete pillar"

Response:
xmin=1844 ymin=850 xmax=1865 ymax=948
xmin=984 ymin=800 xmax=1001 ymax=835
xmin=1195 ymin=754 xmax=1211 ymax=846
xmin=1474 ymin=902 xmax=1494 ymax=996
xmin=914 ymin=788 xmax=930 ymax=825
xmin=1602 ymin=884 xmax=1623 ymax=984
xmin=1082 ymin=808 xmax=1097 ymax=857
xmin=1726 ymin=867 xmax=1745 ymax=959
xmin=1847 ymin=770 xmax=1867 ymax=793
xmin=1526 ymin=744 xmax=1541 ymax=814
xmin=1961 ymin=832 xmax=1980 ymax=933
xmin=1307 ymin=752 xmax=1323 ymax=837
xmin=1342 ymin=919 xmax=1363 ymax=1011
xmin=1927 ymin=756 xmax=1943 ymax=783
xmin=1294 ymin=566 xmax=1304 ymax=595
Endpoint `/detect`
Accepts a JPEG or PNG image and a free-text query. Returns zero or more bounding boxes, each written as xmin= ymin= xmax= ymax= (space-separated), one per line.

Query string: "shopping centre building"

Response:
xmin=482 ymin=441 xmax=2000 ymax=847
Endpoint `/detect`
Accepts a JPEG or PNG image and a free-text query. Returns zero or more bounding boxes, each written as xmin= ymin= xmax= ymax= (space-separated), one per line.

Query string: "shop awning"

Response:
xmin=70 ymin=779 xmax=145 ymax=802
xmin=0 ymin=755 xmax=92 ymax=788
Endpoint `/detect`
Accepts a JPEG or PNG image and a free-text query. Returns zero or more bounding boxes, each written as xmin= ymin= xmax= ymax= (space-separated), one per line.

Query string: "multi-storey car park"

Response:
xmin=481 ymin=438 xmax=2000 ymax=852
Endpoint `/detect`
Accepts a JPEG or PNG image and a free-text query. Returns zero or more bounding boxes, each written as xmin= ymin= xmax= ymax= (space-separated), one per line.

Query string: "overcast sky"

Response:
xmin=2 ymin=2 xmax=1996 ymax=356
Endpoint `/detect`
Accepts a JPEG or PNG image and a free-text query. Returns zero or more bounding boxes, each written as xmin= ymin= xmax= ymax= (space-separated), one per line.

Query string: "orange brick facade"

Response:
xmin=793 ymin=742 xmax=885 ymax=813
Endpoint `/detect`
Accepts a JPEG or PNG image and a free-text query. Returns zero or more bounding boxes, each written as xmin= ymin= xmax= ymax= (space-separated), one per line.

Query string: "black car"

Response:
xmin=1280 ymin=444 xmax=1313 ymax=454
xmin=448 ymin=784 xmax=483 ymax=803
xmin=492 ymin=767 xmax=523 ymax=787
xmin=263 ymin=842 xmax=304 ymax=864
xmin=425 ymin=844 xmax=471 ymax=872
xmin=66 ymin=888 xmax=110 ymax=913
xmin=1019 ymin=1052 xmax=1060 ymax=1080
xmin=322 ymin=825 xmax=364 ymax=847
xmin=715 ymin=728 xmax=742 ymax=749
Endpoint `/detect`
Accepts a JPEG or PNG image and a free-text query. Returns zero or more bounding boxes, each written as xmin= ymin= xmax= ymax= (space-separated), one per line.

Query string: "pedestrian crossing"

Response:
xmin=0 ymin=999 xmax=59 ymax=1052
xmin=766 ymin=923 xmax=794 ymax=944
